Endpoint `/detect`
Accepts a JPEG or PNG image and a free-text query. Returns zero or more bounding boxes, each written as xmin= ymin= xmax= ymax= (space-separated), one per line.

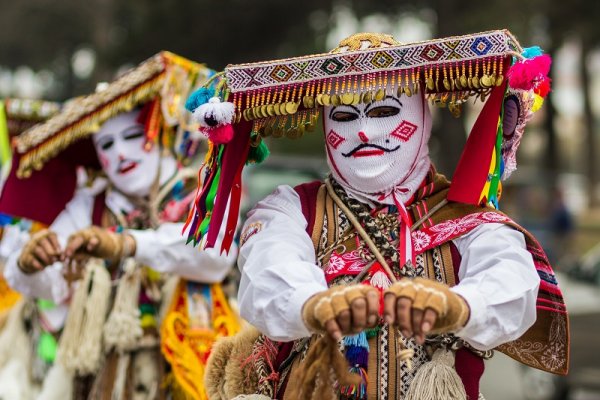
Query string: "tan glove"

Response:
xmin=17 ymin=229 xmax=61 ymax=274
xmin=64 ymin=226 xmax=135 ymax=267
xmin=302 ymin=284 xmax=380 ymax=340
xmin=384 ymin=277 xmax=470 ymax=338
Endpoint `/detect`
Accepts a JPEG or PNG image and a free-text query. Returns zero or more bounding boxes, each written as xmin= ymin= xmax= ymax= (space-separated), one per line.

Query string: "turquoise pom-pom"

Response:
xmin=185 ymin=87 xmax=215 ymax=112
xmin=522 ymin=46 xmax=543 ymax=59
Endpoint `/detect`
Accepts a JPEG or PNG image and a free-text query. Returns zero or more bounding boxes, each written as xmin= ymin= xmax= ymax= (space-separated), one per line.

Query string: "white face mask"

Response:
xmin=324 ymin=92 xmax=432 ymax=204
xmin=93 ymin=110 xmax=160 ymax=197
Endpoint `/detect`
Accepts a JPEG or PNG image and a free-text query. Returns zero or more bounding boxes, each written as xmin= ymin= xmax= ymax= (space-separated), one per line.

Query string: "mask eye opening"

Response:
xmin=331 ymin=111 xmax=359 ymax=122
xmin=366 ymin=106 xmax=400 ymax=118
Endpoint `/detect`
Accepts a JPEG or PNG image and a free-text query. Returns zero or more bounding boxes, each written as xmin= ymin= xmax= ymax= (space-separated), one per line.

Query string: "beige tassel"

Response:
xmin=103 ymin=258 xmax=142 ymax=352
xmin=36 ymin=362 xmax=73 ymax=400
xmin=57 ymin=258 xmax=111 ymax=375
xmin=0 ymin=299 xmax=28 ymax=367
xmin=0 ymin=358 xmax=34 ymax=400
xmin=111 ymin=353 xmax=131 ymax=400
xmin=231 ymin=396 xmax=272 ymax=400
xmin=404 ymin=348 xmax=466 ymax=400
xmin=0 ymin=300 xmax=34 ymax=400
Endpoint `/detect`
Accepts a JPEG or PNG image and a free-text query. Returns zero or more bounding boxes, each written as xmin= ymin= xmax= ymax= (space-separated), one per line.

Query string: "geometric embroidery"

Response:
xmin=371 ymin=51 xmax=395 ymax=69
xmin=226 ymin=30 xmax=515 ymax=92
xmin=320 ymin=58 xmax=344 ymax=75
xmin=471 ymin=37 xmax=493 ymax=56
xmin=270 ymin=64 xmax=294 ymax=82
xmin=420 ymin=44 xmax=444 ymax=62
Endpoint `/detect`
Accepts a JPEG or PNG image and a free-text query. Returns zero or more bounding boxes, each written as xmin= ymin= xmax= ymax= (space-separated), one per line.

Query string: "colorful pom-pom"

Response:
xmin=204 ymin=123 xmax=235 ymax=144
xmin=507 ymin=54 xmax=552 ymax=91
xmin=522 ymin=46 xmax=544 ymax=59
xmin=534 ymin=76 xmax=551 ymax=98
xmin=247 ymin=140 xmax=270 ymax=165
xmin=185 ymin=87 xmax=216 ymax=112
xmin=193 ymin=97 xmax=235 ymax=128
xmin=531 ymin=94 xmax=544 ymax=113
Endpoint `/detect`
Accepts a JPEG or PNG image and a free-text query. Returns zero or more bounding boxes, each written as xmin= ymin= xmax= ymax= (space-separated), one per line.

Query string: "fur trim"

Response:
xmin=205 ymin=326 xmax=262 ymax=400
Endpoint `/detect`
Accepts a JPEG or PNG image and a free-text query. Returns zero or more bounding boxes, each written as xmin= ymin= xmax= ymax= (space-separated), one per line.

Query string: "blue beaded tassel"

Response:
xmin=340 ymin=331 xmax=370 ymax=399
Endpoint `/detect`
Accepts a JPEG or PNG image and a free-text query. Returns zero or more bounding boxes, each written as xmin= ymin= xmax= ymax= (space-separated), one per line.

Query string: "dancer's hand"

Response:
xmin=383 ymin=277 xmax=470 ymax=344
xmin=302 ymin=284 xmax=380 ymax=341
xmin=64 ymin=226 xmax=135 ymax=269
xmin=17 ymin=229 xmax=62 ymax=274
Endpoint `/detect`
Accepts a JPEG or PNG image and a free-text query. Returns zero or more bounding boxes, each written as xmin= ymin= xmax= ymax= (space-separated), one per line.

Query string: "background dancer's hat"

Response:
xmin=185 ymin=30 xmax=551 ymax=252
xmin=15 ymin=51 xmax=214 ymax=179
xmin=2 ymin=52 xmax=212 ymax=225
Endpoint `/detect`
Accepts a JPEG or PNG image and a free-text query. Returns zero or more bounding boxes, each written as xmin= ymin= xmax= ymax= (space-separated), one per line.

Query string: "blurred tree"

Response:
xmin=545 ymin=0 xmax=600 ymax=207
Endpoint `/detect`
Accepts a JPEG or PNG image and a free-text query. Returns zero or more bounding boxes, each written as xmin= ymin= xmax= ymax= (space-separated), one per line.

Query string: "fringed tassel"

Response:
xmin=57 ymin=258 xmax=111 ymax=376
xmin=287 ymin=335 xmax=362 ymax=400
xmin=340 ymin=332 xmax=369 ymax=399
xmin=404 ymin=349 xmax=466 ymax=400
xmin=343 ymin=332 xmax=369 ymax=369
xmin=339 ymin=366 xmax=368 ymax=399
xmin=36 ymin=362 xmax=74 ymax=400
xmin=0 ymin=300 xmax=34 ymax=400
xmin=103 ymin=258 xmax=143 ymax=352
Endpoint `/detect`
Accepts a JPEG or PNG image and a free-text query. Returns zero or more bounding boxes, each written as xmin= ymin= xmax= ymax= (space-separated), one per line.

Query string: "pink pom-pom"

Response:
xmin=507 ymin=54 xmax=552 ymax=91
xmin=205 ymin=123 xmax=235 ymax=144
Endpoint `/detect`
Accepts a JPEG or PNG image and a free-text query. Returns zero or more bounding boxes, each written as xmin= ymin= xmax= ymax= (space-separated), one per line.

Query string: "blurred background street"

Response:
xmin=3 ymin=0 xmax=600 ymax=398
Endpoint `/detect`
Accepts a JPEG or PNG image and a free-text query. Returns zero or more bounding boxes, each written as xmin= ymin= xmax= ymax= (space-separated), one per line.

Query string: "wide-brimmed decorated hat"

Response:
xmin=15 ymin=51 xmax=214 ymax=179
xmin=184 ymin=30 xmax=551 ymax=253
xmin=2 ymin=52 xmax=212 ymax=225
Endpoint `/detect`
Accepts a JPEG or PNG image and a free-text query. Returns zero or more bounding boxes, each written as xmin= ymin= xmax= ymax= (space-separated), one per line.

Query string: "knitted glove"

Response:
xmin=18 ymin=229 xmax=61 ymax=274
xmin=302 ymin=284 xmax=379 ymax=335
xmin=384 ymin=277 xmax=469 ymax=334
xmin=65 ymin=226 xmax=131 ymax=267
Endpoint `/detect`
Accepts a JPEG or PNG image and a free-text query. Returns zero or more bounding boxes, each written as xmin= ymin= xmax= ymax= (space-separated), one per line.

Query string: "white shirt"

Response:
xmin=238 ymin=185 xmax=540 ymax=351
xmin=5 ymin=187 xmax=236 ymax=304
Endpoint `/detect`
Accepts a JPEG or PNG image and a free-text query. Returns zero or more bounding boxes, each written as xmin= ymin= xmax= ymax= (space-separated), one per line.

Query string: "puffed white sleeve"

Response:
xmin=451 ymin=223 xmax=540 ymax=351
xmin=238 ymin=185 xmax=328 ymax=341
xmin=4 ymin=189 xmax=94 ymax=303
xmin=128 ymin=221 xmax=236 ymax=283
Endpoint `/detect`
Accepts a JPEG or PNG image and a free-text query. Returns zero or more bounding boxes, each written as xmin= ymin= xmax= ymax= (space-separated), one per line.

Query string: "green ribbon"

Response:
xmin=0 ymin=101 xmax=11 ymax=177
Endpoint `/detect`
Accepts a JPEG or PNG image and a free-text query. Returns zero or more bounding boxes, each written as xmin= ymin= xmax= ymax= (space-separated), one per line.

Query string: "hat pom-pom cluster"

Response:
xmin=508 ymin=47 xmax=552 ymax=113
xmin=187 ymin=87 xmax=236 ymax=144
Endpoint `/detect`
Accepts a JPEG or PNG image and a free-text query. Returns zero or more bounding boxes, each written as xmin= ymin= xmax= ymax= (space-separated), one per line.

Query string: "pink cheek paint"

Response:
xmin=326 ymin=129 xmax=346 ymax=149
xmin=99 ymin=153 xmax=110 ymax=170
xmin=390 ymin=120 xmax=418 ymax=141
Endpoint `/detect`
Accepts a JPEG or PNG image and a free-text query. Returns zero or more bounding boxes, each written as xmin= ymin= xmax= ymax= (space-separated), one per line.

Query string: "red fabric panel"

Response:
xmin=450 ymin=241 xmax=462 ymax=284
xmin=0 ymin=138 xmax=100 ymax=225
xmin=273 ymin=342 xmax=295 ymax=399
xmin=293 ymin=180 xmax=322 ymax=235
xmin=455 ymin=347 xmax=485 ymax=400
xmin=450 ymin=241 xmax=484 ymax=398
xmin=92 ymin=191 xmax=106 ymax=226
xmin=447 ymin=81 xmax=507 ymax=205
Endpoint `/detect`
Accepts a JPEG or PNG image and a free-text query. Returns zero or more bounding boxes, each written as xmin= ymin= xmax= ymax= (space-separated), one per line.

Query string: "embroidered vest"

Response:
xmin=278 ymin=175 xmax=569 ymax=400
